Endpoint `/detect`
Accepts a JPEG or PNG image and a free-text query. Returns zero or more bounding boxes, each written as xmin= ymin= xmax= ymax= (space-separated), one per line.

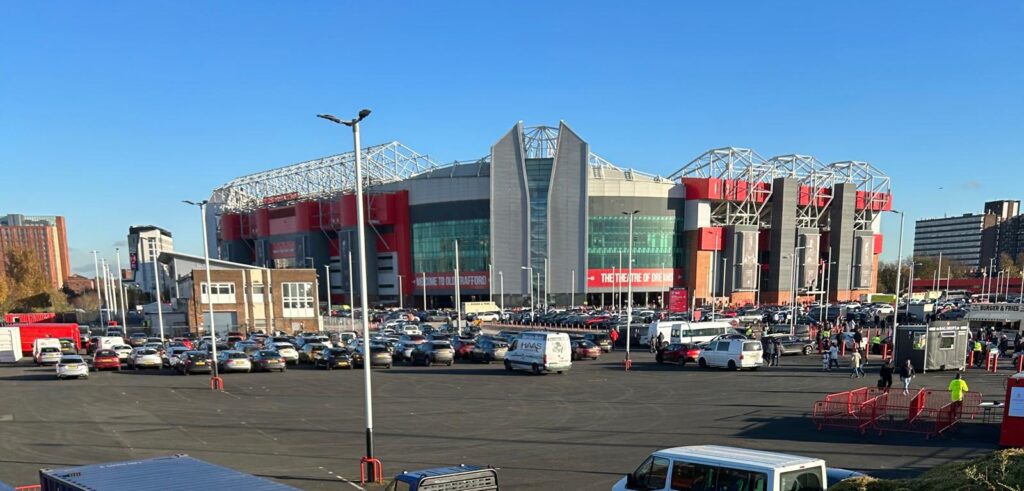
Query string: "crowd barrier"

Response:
xmin=812 ymin=387 xmax=982 ymax=438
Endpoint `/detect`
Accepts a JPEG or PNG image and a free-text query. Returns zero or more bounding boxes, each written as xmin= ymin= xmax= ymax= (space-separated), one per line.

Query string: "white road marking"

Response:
xmin=319 ymin=466 xmax=367 ymax=490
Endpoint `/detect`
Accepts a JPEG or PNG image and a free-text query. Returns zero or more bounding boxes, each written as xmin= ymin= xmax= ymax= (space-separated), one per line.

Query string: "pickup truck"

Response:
xmin=387 ymin=465 xmax=498 ymax=491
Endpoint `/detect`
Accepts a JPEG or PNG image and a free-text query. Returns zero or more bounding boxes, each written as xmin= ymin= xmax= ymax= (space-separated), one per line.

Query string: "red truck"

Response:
xmin=5 ymin=312 xmax=57 ymax=324
xmin=16 ymin=323 xmax=80 ymax=355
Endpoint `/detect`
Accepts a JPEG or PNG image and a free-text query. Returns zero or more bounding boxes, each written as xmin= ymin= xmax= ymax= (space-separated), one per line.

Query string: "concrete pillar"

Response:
xmin=829 ymin=183 xmax=857 ymax=301
xmin=766 ymin=178 xmax=798 ymax=303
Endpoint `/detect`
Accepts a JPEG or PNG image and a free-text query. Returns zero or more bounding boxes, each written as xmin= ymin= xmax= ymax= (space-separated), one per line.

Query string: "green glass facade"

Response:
xmin=525 ymin=158 xmax=553 ymax=287
xmin=412 ymin=219 xmax=490 ymax=272
xmin=588 ymin=215 xmax=685 ymax=269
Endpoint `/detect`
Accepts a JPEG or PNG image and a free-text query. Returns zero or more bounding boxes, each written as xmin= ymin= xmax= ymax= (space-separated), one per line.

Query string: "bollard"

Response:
xmin=840 ymin=341 xmax=846 ymax=357
xmin=623 ymin=358 xmax=632 ymax=371
xmin=990 ymin=353 xmax=1000 ymax=373
xmin=1017 ymin=354 xmax=1023 ymax=373
xmin=882 ymin=343 xmax=889 ymax=360
xmin=968 ymin=350 xmax=975 ymax=368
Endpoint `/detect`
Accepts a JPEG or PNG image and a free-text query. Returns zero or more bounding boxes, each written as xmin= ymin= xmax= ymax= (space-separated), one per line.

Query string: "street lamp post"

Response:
xmin=499 ymin=271 xmax=505 ymax=312
xmin=397 ymin=274 xmax=403 ymax=310
xmin=543 ymin=258 xmax=549 ymax=310
xmin=348 ymin=250 xmax=355 ymax=329
xmin=721 ymin=257 xmax=729 ymax=309
xmin=183 ymin=200 xmax=221 ymax=390
xmin=422 ymin=272 xmax=427 ymax=311
xmin=101 ymin=259 xmax=112 ymax=322
xmin=623 ymin=210 xmax=639 ymax=368
xmin=488 ymin=263 xmax=493 ymax=303
xmin=889 ymin=210 xmax=905 ymax=356
xmin=91 ymin=251 xmax=104 ymax=326
xmin=115 ymin=248 xmax=127 ymax=329
xmin=318 ymin=109 xmax=378 ymax=475
xmin=453 ymin=240 xmax=461 ymax=335
xmin=324 ymin=264 xmax=332 ymax=317
xmin=788 ymin=246 xmax=806 ymax=333
xmin=150 ymin=238 xmax=165 ymax=342
xmin=521 ymin=266 xmax=534 ymax=312
xmin=570 ymin=268 xmax=576 ymax=310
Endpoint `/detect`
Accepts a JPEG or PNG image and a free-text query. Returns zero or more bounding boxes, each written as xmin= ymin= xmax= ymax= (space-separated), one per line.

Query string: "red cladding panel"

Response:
xmin=294 ymin=202 xmax=319 ymax=232
xmin=698 ymin=227 xmax=723 ymax=251
xmin=759 ymin=229 xmax=771 ymax=251
xmin=681 ymin=178 xmax=723 ymax=200
xmin=255 ymin=209 xmax=270 ymax=236
xmin=874 ymin=234 xmax=884 ymax=255
xmin=328 ymin=238 xmax=340 ymax=257
xmin=339 ymin=194 xmax=357 ymax=228
xmin=221 ymin=214 xmax=241 ymax=240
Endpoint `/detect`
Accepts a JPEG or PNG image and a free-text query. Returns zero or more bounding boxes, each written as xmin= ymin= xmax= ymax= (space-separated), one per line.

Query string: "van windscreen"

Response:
xmin=743 ymin=342 xmax=762 ymax=351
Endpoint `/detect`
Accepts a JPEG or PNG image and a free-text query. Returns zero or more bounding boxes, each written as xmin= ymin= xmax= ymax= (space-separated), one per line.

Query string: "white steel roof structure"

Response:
xmin=211 ymin=141 xmax=440 ymax=212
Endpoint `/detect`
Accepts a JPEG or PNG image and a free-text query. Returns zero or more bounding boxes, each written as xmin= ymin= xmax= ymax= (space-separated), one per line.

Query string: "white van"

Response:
xmin=93 ymin=336 xmax=125 ymax=353
xmin=697 ymin=338 xmax=763 ymax=370
xmin=32 ymin=338 xmax=62 ymax=360
xmin=504 ymin=331 xmax=572 ymax=375
xmin=613 ymin=445 xmax=827 ymax=491
xmin=643 ymin=321 xmax=736 ymax=347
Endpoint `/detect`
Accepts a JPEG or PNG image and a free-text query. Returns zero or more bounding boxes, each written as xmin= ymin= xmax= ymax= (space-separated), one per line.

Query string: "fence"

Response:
xmin=812 ymin=387 xmax=982 ymax=438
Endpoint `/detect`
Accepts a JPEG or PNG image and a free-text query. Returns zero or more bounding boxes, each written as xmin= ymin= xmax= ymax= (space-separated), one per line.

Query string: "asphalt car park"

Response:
xmin=0 ymin=347 xmax=1009 ymax=490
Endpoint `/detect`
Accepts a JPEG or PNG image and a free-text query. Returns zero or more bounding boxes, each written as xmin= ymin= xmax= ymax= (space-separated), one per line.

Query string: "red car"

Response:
xmin=656 ymin=343 xmax=701 ymax=365
xmin=91 ymin=349 xmax=122 ymax=371
xmin=173 ymin=338 xmax=193 ymax=350
xmin=452 ymin=338 xmax=475 ymax=360
xmin=571 ymin=340 xmax=602 ymax=361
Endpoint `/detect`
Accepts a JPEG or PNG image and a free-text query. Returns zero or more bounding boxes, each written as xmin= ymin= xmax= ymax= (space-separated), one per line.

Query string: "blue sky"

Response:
xmin=2 ymin=1 xmax=1022 ymax=275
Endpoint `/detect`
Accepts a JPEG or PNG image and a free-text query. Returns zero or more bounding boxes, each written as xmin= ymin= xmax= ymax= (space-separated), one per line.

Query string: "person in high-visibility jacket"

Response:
xmin=744 ymin=326 xmax=753 ymax=338
xmin=871 ymin=335 xmax=882 ymax=354
xmin=948 ymin=373 xmax=968 ymax=407
xmin=973 ymin=340 xmax=984 ymax=368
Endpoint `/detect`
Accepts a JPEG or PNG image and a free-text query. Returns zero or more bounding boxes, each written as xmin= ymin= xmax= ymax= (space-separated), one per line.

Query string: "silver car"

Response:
xmin=130 ymin=348 xmax=162 ymax=369
xmin=56 ymin=355 xmax=89 ymax=379
xmin=216 ymin=350 xmax=252 ymax=373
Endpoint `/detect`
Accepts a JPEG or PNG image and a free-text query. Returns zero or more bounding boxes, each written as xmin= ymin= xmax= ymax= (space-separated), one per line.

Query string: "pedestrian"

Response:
xmin=822 ymin=350 xmax=831 ymax=371
xmin=973 ymin=339 xmax=984 ymax=368
xmin=744 ymin=325 xmax=753 ymax=338
xmin=899 ymin=359 xmax=915 ymax=395
xmin=948 ymin=372 xmax=968 ymax=409
xmin=608 ymin=328 xmax=619 ymax=349
xmin=878 ymin=358 xmax=894 ymax=390
xmin=763 ymin=336 xmax=775 ymax=367
xmin=656 ymin=331 xmax=665 ymax=352
xmin=999 ymin=334 xmax=1009 ymax=357
xmin=850 ymin=350 xmax=864 ymax=378
xmin=829 ymin=343 xmax=840 ymax=370
xmin=871 ymin=333 xmax=882 ymax=355
xmin=771 ymin=337 xmax=782 ymax=367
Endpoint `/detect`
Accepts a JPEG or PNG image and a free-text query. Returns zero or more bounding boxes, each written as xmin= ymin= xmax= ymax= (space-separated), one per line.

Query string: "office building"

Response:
xmin=127 ymin=225 xmax=174 ymax=299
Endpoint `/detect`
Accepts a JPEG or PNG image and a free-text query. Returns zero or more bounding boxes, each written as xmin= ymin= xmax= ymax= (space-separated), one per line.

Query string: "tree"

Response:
xmin=2 ymin=246 xmax=70 ymax=313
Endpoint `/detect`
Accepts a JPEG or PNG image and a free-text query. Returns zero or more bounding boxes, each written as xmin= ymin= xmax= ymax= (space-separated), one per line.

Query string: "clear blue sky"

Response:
xmin=2 ymin=2 xmax=1021 ymax=276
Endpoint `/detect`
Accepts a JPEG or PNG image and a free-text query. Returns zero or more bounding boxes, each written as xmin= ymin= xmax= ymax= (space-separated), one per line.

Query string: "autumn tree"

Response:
xmin=2 ymin=246 xmax=70 ymax=313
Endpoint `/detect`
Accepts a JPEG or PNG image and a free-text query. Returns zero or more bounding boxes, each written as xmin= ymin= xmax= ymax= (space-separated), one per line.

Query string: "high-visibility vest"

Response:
xmin=974 ymin=341 xmax=983 ymax=352
xmin=872 ymin=336 xmax=881 ymax=345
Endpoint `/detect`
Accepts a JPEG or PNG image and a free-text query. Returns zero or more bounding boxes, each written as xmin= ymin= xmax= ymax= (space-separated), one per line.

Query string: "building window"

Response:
xmin=588 ymin=215 xmax=685 ymax=269
xmin=281 ymin=282 xmax=314 ymax=318
xmin=412 ymin=219 xmax=490 ymax=273
xmin=252 ymin=283 xmax=265 ymax=303
xmin=200 ymin=282 xmax=236 ymax=304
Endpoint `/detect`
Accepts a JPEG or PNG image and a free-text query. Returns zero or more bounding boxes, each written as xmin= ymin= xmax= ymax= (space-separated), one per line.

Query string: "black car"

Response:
xmin=251 ymin=350 xmax=287 ymax=372
xmin=410 ymin=341 xmax=455 ymax=366
xmin=176 ymin=351 xmax=213 ymax=375
xmin=314 ymin=348 xmax=353 ymax=370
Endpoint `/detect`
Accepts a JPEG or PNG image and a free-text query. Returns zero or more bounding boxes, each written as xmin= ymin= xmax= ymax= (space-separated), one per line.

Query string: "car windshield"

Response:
xmin=139 ymin=349 xmax=158 ymax=355
xmin=187 ymin=353 xmax=208 ymax=360
xmin=41 ymin=347 xmax=60 ymax=353
xmin=743 ymin=342 xmax=762 ymax=351
xmin=228 ymin=352 xmax=248 ymax=359
xmin=327 ymin=349 xmax=348 ymax=356
xmin=258 ymin=351 xmax=279 ymax=357
xmin=274 ymin=343 xmax=294 ymax=349
xmin=60 ymin=356 xmax=83 ymax=363
xmin=95 ymin=350 xmax=116 ymax=356
xmin=431 ymin=342 xmax=452 ymax=349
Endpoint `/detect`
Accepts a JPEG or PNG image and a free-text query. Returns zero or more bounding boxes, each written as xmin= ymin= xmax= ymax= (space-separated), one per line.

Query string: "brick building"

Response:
xmin=157 ymin=251 xmax=319 ymax=336
xmin=0 ymin=213 xmax=71 ymax=289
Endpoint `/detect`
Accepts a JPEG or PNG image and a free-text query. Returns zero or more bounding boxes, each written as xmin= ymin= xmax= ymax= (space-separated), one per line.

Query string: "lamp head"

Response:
xmin=358 ymin=109 xmax=371 ymax=120
xmin=317 ymin=114 xmax=343 ymax=124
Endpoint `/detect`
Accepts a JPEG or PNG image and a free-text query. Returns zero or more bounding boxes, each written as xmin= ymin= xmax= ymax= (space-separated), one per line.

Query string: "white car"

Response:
xmin=130 ymin=348 xmax=162 ymax=369
xmin=35 ymin=346 xmax=63 ymax=365
xmin=216 ymin=350 xmax=252 ymax=373
xmin=113 ymin=344 xmax=133 ymax=362
xmin=698 ymin=338 xmax=763 ymax=370
xmin=163 ymin=346 xmax=190 ymax=368
xmin=474 ymin=312 xmax=499 ymax=322
xmin=56 ymin=355 xmax=89 ymax=379
xmin=273 ymin=342 xmax=299 ymax=364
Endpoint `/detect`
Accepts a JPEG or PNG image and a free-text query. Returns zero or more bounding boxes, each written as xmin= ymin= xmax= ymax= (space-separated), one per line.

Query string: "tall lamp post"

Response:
xmin=318 ymin=109 xmax=379 ymax=477
xmin=889 ymin=209 xmax=905 ymax=356
xmin=348 ymin=250 xmax=355 ymax=329
xmin=787 ymin=246 xmax=806 ymax=333
xmin=421 ymin=271 xmax=427 ymax=311
xmin=149 ymin=238 xmax=165 ymax=342
xmin=521 ymin=266 xmax=534 ymax=312
xmin=116 ymin=248 xmax=128 ymax=329
xmin=324 ymin=264 xmax=332 ymax=316
xmin=397 ymin=274 xmax=404 ymax=310
xmin=623 ymin=210 xmax=639 ymax=369
xmin=183 ymin=199 xmax=222 ymax=390
xmin=91 ymin=251 xmax=104 ymax=326
xmin=499 ymin=271 xmax=505 ymax=313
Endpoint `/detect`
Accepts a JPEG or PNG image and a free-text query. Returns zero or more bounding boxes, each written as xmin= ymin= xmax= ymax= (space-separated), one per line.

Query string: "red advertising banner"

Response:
xmin=270 ymin=241 xmax=296 ymax=259
xmin=668 ymin=288 xmax=689 ymax=313
xmin=586 ymin=268 xmax=683 ymax=289
xmin=262 ymin=192 xmax=300 ymax=205
xmin=129 ymin=252 xmax=138 ymax=271
xmin=415 ymin=271 xmax=490 ymax=290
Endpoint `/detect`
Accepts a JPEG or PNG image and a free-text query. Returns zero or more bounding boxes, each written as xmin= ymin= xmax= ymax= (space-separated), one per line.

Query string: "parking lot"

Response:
xmin=0 ymin=348 xmax=1009 ymax=490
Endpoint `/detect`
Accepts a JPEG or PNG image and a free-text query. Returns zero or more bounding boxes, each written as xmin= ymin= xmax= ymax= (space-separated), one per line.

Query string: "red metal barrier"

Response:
xmin=814 ymin=387 xmax=982 ymax=438
xmin=881 ymin=344 xmax=889 ymax=360
xmin=210 ymin=376 xmax=224 ymax=391
xmin=987 ymin=352 xmax=999 ymax=373
xmin=1017 ymin=355 xmax=1023 ymax=373
xmin=967 ymin=350 xmax=975 ymax=367
xmin=360 ymin=457 xmax=383 ymax=484
xmin=14 ymin=486 xmax=41 ymax=491
xmin=840 ymin=341 xmax=846 ymax=357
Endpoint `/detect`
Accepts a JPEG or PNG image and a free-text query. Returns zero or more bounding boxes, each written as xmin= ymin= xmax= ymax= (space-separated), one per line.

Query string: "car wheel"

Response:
xmin=802 ymin=346 xmax=812 ymax=355
xmin=679 ymin=359 xmax=687 ymax=366
xmin=750 ymin=367 xmax=760 ymax=371
xmin=531 ymin=363 xmax=541 ymax=375
xmin=698 ymin=358 xmax=708 ymax=368
xmin=117 ymin=366 xmax=121 ymax=372
xmin=386 ymin=364 xmax=392 ymax=369
xmin=446 ymin=360 xmax=452 ymax=367
xmin=728 ymin=360 xmax=737 ymax=370
xmin=655 ymin=353 xmax=663 ymax=364
xmin=504 ymin=359 xmax=513 ymax=371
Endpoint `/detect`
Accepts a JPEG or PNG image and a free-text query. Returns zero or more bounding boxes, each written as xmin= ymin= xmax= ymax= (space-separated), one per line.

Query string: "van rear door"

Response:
xmin=548 ymin=335 xmax=572 ymax=365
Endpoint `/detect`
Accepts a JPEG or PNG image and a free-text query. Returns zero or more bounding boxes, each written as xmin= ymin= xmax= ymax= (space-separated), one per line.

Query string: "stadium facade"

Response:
xmin=210 ymin=121 xmax=892 ymax=309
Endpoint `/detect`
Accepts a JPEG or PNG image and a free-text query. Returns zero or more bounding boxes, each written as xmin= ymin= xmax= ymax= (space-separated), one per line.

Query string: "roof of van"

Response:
xmin=655 ymin=445 xmax=822 ymax=468
xmin=520 ymin=331 xmax=568 ymax=337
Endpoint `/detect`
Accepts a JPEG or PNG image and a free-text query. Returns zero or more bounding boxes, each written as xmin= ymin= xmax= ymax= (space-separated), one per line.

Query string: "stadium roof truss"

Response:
xmin=670 ymin=147 xmax=775 ymax=227
xmin=829 ymin=160 xmax=891 ymax=230
xmin=767 ymin=154 xmax=834 ymax=229
xmin=211 ymin=141 xmax=440 ymax=212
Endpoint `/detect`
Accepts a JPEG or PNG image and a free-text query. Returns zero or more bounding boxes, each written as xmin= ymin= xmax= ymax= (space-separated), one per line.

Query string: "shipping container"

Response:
xmin=39 ymin=455 xmax=300 ymax=491
xmin=0 ymin=328 xmax=22 ymax=363
xmin=15 ymin=324 xmax=80 ymax=355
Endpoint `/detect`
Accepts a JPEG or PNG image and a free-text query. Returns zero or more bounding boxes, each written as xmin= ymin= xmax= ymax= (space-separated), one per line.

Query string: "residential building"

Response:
xmin=0 ymin=213 xmax=70 ymax=289
xmin=127 ymin=225 xmax=174 ymax=299
xmin=913 ymin=213 xmax=986 ymax=268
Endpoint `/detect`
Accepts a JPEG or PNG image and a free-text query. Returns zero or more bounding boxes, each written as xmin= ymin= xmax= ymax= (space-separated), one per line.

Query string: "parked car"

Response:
xmin=470 ymin=337 xmax=509 ymax=363
xmin=250 ymin=350 xmax=287 ymax=372
xmin=216 ymin=350 xmax=252 ymax=373
xmin=91 ymin=349 xmax=122 ymax=371
xmin=58 ymin=338 xmax=77 ymax=355
xmin=56 ymin=355 xmax=89 ymax=380
xmin=451 ymin=337 xmax=476 ymax=360
xmin=698 ymin=338 xmax=763 ymax=370
xmin=113 ymin=344 xmax=133 ymax=363
xmin=582 ymin=333 xmax=613 ymax=352
xmin=130 ymin=348 xmax=162 ymax=370
xmin=314 ymin=348 xmax=353 ymax=370
xmin=272 ymin=342 xmax=300 ymax=365
xmin=176 ymin=351 xmax=213 ymax=375
xmin=298 ymin=343 xmax=327 ymax=364
xmin=163 ymin=346 xmax=191 ymax=368
xmin=128 ymin=333 xmax=148 ymax=347
xmin=656 ymin=343 xmax=701 ymax=365
xmin=35 ymin=346 xmax=63 ymax=366
xmin=410 ymin=341 xmax=455 ymax=366
xmin=570 ymin=340 xmax=602 ymax=361
xmin=353 ymin=345 xmax=392 ymax=369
